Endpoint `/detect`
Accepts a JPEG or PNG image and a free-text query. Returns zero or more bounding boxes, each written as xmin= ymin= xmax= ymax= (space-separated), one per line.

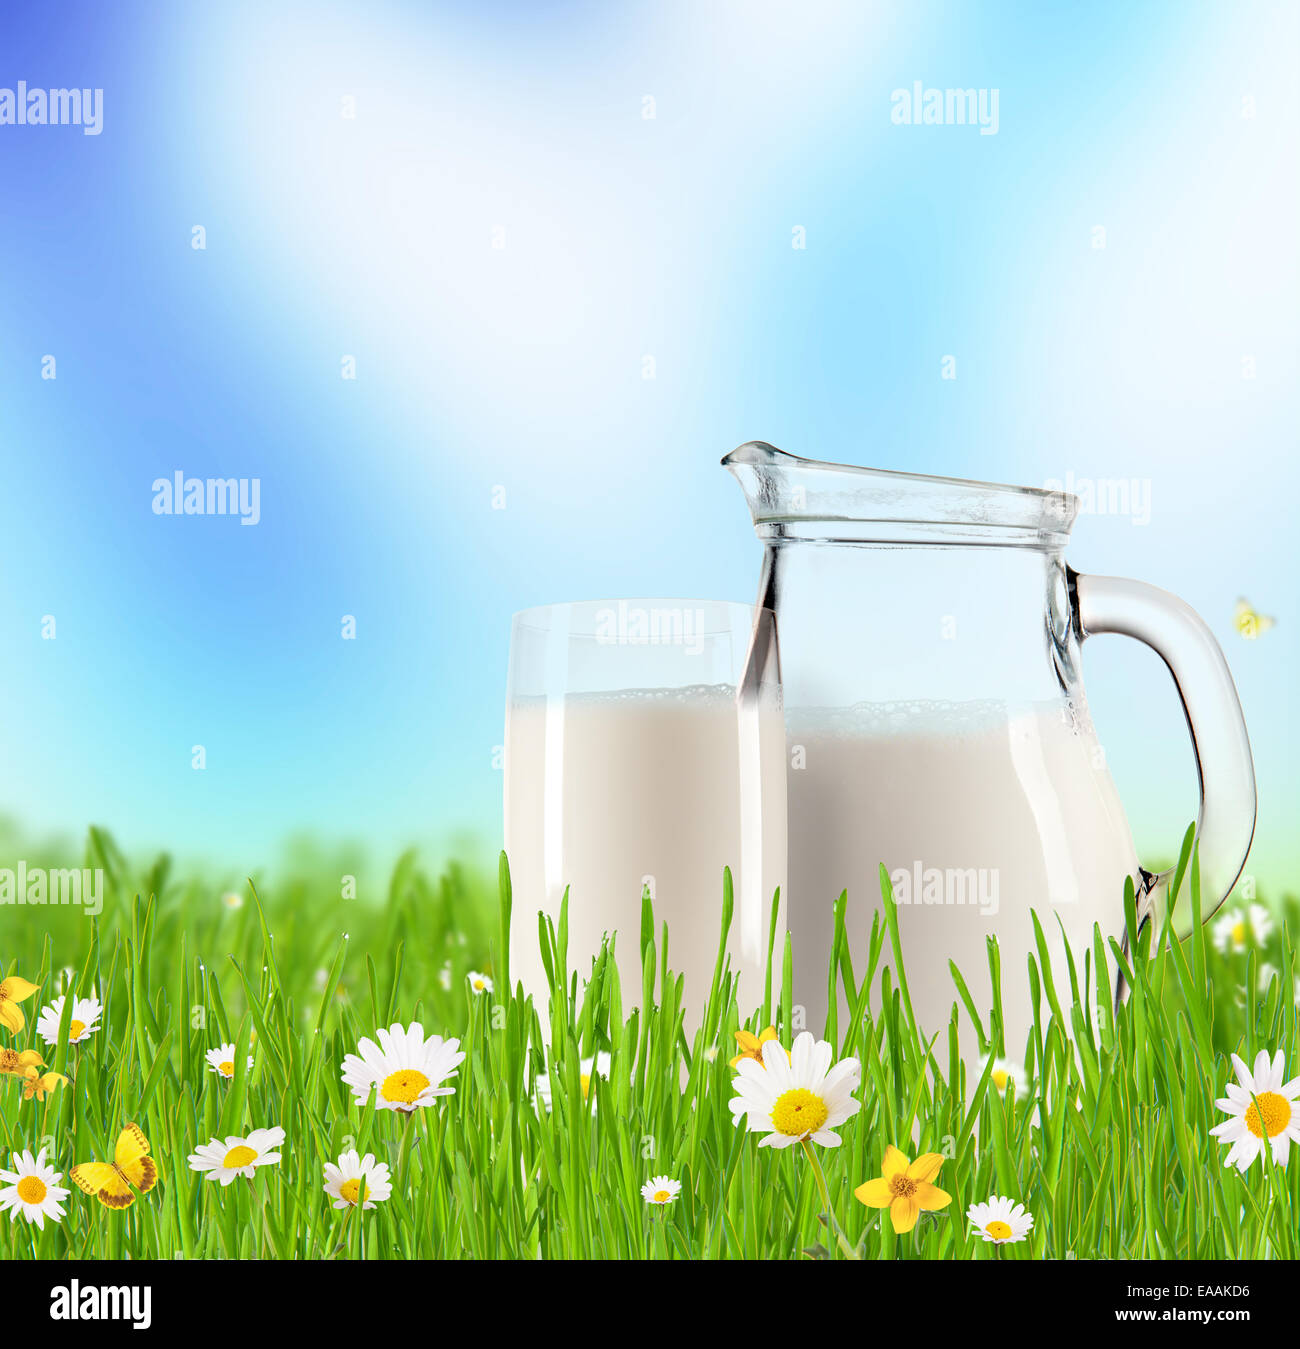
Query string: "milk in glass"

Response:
xmin=505 ymin=682 xmax=786 ymax=1033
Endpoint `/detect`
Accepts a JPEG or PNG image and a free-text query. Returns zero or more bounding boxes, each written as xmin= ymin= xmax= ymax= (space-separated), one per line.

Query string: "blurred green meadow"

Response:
xmin=0 ymin=822 xmax=1296 ymax=1259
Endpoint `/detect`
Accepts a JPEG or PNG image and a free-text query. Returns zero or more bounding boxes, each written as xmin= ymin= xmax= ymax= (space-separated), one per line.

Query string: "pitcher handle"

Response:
xmin=1070 ymin=569 xmax=1256 ymax=936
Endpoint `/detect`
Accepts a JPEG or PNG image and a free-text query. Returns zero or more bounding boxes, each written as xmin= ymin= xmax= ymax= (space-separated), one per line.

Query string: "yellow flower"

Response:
xmin=0 ymin=977 xmax=40 ymax=1034
xmin=855 ymin=1145 xmax=952 ymax=1234
xmin=730 ymin=1026 xmax=790 ymax=1069
xmin=20 ymin=1067 xmax=67 ymax=1102
xmin=0 ymin=1048 xmax=45 ymax=1078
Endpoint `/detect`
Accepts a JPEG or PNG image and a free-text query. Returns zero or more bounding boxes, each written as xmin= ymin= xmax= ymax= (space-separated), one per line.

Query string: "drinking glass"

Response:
xmin=504 ymin=599 xmax=784 ymax=1031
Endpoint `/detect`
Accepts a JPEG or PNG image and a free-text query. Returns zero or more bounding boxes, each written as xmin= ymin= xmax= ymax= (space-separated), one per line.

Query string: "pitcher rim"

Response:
xmin=722 ymin=441 xmax=1079 ymax=540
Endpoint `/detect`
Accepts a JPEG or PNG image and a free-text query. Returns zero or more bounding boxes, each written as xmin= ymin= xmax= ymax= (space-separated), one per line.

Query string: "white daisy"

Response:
xmin=728 ymin=1031 xmax=861 ymax=1149
xmin=340 ymin=1021 xmax=465 ymax=1113
xmin=968 ymin=1194 xmax=1034 ymax=1244
xmin=984 ymin=1054 xmax=1027 ymax=1099
xmin=641 ymin=1174 xmax=681 ymax=1205
xmin=438 ymin=963 xmax=452 ymax=991
xmin=533 ymin=1052 xmax=611 ymax=1113
xmin=188 ymin=1126 xmax=286 ymax=1185
xmin=467 ymin=971 xmax=494 ymax=996
xmin=205 ymin=1043 xmax=254 ymax=1079
xmin=1210 ymin=1049 xmax=1300 ymax=1171
xmin=222 ymin=891 xmax=244 ymax=909
xmin=0 ymin=1148 xmax=70 ymax=1229
xmin=35 ymin=994 xmax=102 ymax=1047
xmin=323 ymin=1149 xmax=392 ymax=1210
xmin=1213 ymin=904 xmax=1273 ymax=953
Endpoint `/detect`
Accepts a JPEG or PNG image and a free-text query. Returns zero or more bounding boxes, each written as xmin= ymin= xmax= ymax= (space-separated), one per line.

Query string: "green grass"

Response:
xmin=0 ymin=824 xmax=1296 ymax=1259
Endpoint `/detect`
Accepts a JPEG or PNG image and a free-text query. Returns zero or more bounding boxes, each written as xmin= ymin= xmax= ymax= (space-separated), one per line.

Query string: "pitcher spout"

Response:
xmin=722 ymin=441 xmax=1078 ymax=545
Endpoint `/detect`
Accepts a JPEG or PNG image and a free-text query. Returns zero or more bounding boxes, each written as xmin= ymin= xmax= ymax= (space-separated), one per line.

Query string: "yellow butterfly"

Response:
xmin=70 ymin=1123 xmax=160 ymax=1209
xmin=1235 ymin=598 xmax=1276 ymax=639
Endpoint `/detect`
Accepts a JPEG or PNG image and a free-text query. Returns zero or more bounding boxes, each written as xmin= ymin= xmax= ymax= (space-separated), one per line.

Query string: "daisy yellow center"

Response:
xmin=992 ymin=1068 xmax=1009 ymax=1092
xmin=1244 ymin=1092 xmax=1290 ymax=1139
xmin=771 ymin=1087 xmax=828 ymax=1137
xmin=381 ymin=1068 xmax=430 ymax=1104
xmin=218 ymin=1061 xmax=235 ymax=1076
xmin=1231 ymin=921 xmax=1246 ymax=944
xmin=653 ymin=1189 xmax=671 ymax=1203
xmin=473 ymin=979 xmax=485 ymax=989
xmin=16 ymin=1176 xmax=47 ymax=1204
xmin=338 ymin=1178 xmax=362 ymax=1204
xmin=985 ymin=1220 xmax=1012 ymax=1240
xmin=69 ymin=1020 xmax=86 ymax=1039
xmin=223 ymin=1145 xmax=258 ymax=1168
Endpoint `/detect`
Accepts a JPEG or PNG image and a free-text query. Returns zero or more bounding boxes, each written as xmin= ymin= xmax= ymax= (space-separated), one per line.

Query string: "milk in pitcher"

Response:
xmin=785 ymin=698 xmax=1141 ymax=1062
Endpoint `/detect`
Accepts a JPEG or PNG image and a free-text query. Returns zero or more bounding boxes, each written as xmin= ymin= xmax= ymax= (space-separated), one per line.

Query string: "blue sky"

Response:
xmin=0 ymin=0 xmax=1295 ymax=887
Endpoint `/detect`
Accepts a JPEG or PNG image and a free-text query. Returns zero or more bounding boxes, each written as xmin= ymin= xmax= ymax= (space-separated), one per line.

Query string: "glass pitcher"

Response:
xmin=724 ymin=442 xmax=1256 ymax=1062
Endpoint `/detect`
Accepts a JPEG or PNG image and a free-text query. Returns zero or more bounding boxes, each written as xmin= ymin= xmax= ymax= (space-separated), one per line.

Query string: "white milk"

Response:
xmin=786 ymin=699 xmax=1140 ymax=1065
xmin=505 ymin=684 xmax=786 ymax=1033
